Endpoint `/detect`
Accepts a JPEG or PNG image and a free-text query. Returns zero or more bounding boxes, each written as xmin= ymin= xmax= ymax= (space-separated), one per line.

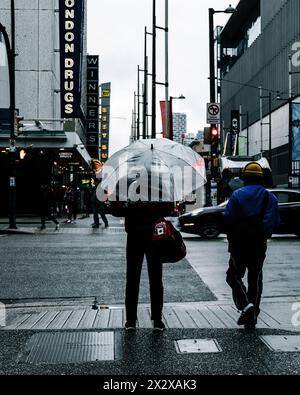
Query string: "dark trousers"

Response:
xmin=125 ymin=233 xmax=163 ymax=323
xmin=68 ymin=202 xmax=77 ymax=220
xmin=226 ymin=240 xmax=267 ymax=313
xmin=93 ymin=201 xmax=108 ymax=227
xmin=41 ymin=210 xmax=58 ymax=226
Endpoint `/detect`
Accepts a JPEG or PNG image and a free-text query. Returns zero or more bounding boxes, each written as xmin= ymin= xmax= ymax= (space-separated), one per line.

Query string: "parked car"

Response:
xmin=178 ymin=189 xmax=300 ymax=239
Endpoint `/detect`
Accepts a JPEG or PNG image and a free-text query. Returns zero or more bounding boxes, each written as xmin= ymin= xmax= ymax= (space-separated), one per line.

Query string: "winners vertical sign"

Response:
xmin=100 ymin=83 xmax=111 ymax=163
xmin=86 ymin=55 xmax=99 ymax=159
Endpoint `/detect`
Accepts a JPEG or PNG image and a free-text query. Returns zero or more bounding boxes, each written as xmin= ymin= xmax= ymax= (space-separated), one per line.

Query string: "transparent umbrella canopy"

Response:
xmin=99 ymin=138 xmax=207 ymax=202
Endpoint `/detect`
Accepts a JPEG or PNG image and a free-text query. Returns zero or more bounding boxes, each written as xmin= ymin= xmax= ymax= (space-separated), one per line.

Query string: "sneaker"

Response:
xmin=66 ymin=219 xmax=72 ymax=224
xmin=71 ymin=220 xmax=76 ymax=224
xmin=153 ymin=320 xmax=165 ymax=332
xmin=124 ymin=321 xmax=136 ymax=331
xmin=92 ymin=224 xmax=99 ymax=228
xmin=237 ymin=303 xmax=256 ymax=327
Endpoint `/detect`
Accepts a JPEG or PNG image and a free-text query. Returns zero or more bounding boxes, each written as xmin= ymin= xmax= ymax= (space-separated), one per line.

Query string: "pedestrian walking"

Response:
xmin=65 ymin=182 xmax=80 ymax=224
xmin=123 ymin=201 xmax=174 ymax=332
xmin=40 ymin=184 xmax=59 ymax=231
xmin=91 ymin=180 xmax=108 ymax=228
xmin=224 ymin=162 xmax=279 ymax=329
xmin=83 ymin=184 xmax=92 ymax=218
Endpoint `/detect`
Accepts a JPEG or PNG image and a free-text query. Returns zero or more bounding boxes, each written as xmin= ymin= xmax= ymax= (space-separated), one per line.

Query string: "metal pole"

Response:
xmin=143 ymin=27 xmax=148 ymax=139
xmin=259 ymin=86 xmax=263 ymax=154
xmin=246 ymin=111 xmax=249 ymax=156
xmin=289 ymin=55 xmax=292 ymax=99
xmin=7 ymin=0 xmax=17 ymax=229
xmin=269 ymin=92 xmax=272 ymax=167
xmin=209 ymin=9 xmax=216 ymax=104
xmin=170 ymin=96 xmax=173 ymax=141
xmin=165 ymin=0 xmax=169 ymax=139
xmin=137 ymin=66 xmax=140 ymax=140
xmin=151 ymin=0 xmax=156 ymax=138
xmin=134 ymin=92 xmax=137 ymax=140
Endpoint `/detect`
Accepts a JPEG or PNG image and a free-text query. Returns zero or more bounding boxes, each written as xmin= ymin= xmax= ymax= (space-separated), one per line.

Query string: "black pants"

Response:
xmin=68 ymin=202 xmax=77 ymax=220
xmin=93 ymin=201 xmax=108 ymax=227
xmin=125 ymin=233 xmax=163 ymax=323
xmin=226 ymin=240 xmax=267 ymax=313
xmin=41 ymin=210 xmax=59 ymax=226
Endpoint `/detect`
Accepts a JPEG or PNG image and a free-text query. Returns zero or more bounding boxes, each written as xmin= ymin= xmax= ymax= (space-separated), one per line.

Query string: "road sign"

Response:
xmin=207 ymin=103 xmax=220 ymax=124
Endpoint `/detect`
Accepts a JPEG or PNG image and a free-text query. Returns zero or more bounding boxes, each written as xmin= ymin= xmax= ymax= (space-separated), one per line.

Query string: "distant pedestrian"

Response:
xmin=40 ymin=184 xmax=59 ymax=231
xmin=65 ymin=182 xmax=80 ymax=224
xmin=224 ymin=162 xmax=279 ymax=329
xmin=91 ymin=180 xmax=108 ymax=228
xmin=123 ymin=201 xmax=174 ymax=332
xmin=83 ymin=184 xmax=92 ymax=218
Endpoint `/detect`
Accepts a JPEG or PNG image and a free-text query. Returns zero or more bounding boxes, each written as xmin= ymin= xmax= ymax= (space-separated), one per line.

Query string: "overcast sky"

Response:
xmin=87 ymin=0 xmax=239 ymax=155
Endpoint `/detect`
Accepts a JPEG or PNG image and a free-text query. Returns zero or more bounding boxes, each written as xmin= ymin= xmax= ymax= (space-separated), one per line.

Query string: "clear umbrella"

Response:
xmin=98 ymin=138 xmax=206 ymax=202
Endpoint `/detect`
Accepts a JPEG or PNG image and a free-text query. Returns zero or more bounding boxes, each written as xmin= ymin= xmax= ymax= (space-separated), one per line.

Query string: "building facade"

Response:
xmin=0 ymin=0 xmax=92 ymax=214
xmin=172 ymin=112 xmax=187 ymax=144
xmin=220 ymin=0 xmax=300 ymax=187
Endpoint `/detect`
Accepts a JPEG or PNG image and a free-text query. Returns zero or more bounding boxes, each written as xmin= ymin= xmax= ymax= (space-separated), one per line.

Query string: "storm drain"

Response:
xmin=175 ymin=339 xmax=222 ymax=354
xmin=23 ymin=331 xmax=115 ymax=364
xmin=260 ymin=336 xmax=300 ymax=352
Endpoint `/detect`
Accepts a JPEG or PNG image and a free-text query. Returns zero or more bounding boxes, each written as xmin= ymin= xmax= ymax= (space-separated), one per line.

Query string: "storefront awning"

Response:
xmin=0 ymin=131 xmax=92 ymax=167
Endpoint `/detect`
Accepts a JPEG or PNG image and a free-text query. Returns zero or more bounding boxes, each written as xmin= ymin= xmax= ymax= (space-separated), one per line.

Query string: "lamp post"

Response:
xmin=169 ymin=95 xmax=185 ymax=141
xmin=0 ymin=2 xmax=17 ymax=229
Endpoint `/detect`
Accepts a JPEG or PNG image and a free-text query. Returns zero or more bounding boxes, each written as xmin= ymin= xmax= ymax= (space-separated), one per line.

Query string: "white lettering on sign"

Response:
xmin=62 ymin=0 xmax=76 ymax=115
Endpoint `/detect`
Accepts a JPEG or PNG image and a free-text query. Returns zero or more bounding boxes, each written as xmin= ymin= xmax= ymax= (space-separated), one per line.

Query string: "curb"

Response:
xmin=0 ymin=228 xmax=36 ymax=235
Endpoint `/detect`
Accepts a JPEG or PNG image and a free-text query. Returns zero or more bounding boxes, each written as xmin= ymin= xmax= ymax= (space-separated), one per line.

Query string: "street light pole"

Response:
xmin=151 ymin=0 xmax=156 ymax=139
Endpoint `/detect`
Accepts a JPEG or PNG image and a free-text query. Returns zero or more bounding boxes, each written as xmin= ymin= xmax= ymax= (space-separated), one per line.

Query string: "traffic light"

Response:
xmin=19 ymin=149 xmax=27 ymax=160
xmin=210 ymin=126 xmax=219 ymax=155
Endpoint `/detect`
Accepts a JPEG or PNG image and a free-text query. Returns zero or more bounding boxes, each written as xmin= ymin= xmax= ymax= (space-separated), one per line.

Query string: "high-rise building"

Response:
xmin=220 ymin=0 xmax=300 ymax=188
xmin=0 ymin=0 xmax=91 ymax=214
xmin=172 ymin=112 xmax=186 ymax=144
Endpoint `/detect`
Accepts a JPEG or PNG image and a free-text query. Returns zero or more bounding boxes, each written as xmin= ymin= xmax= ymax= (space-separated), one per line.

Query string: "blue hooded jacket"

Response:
xmin=224 ymin=184 xmax=280 ymax=238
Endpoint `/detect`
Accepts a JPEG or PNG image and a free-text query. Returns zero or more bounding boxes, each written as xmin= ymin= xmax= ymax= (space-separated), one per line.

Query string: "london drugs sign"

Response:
xmin=59 ymin=0 xmax=85 ymax=118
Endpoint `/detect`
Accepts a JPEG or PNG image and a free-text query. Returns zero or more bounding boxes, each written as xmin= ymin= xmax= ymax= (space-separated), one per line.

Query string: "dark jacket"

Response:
xmin=124 ymin=202 xmax=174 ymax=236
xmin=224 ymin=184 xmax=280 ymax=240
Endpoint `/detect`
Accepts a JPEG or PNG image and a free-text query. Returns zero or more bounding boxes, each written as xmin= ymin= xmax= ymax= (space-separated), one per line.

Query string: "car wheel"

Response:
xmin=198 ymin=223 xmax=221 ymax=239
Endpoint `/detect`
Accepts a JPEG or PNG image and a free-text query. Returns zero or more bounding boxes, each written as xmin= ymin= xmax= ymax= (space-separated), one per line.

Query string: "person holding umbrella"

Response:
xmin=100 ymin=139 xmax=206 ymax=332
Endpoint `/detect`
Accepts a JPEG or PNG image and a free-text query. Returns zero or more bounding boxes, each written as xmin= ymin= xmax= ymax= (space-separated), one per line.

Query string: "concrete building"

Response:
xmin=0 ymin=0 xmax=91 ymax=214
xmin=172 ymin=112 xmax=186 ymax=144
xmin=219 ymin=0 xmax=300 ymax=188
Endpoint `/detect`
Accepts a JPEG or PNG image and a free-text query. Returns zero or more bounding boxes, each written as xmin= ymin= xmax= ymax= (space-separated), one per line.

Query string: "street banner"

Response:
xmin=100 ymin=82 xmax=111 ymax=164
xmin=291 ymin=103 xmax=300 ymax=161
xmin=86 ymin=55 xmax=99 ymax=159
xmin=59 ymin=0 xmax=85 ymax=118
xmin=207 ymin=103 xmax=220 ymax=124
xmin=160 ymin=101 xmax=171 ymax=139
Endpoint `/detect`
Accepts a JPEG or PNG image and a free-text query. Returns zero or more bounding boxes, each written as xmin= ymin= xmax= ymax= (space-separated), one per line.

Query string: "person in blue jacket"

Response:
xmin=224 ymin=162 xmax=279 ymax=329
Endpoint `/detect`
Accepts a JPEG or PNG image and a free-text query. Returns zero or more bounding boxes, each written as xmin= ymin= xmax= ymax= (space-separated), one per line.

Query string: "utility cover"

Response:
xmin=175 ymin=338 xmax=222 ymax=354
xmin=260 ymin=336 xmax=300 ymax=352
xmin=24 ymin=331 xmax=115 ymax=364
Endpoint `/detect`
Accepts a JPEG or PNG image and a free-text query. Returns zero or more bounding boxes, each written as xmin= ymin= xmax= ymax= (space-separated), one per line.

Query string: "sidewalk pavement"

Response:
xmin=0 ymin=215 xmax=125 ymax=235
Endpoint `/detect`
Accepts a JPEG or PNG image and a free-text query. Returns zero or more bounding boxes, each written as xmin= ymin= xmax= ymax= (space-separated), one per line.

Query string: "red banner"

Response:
xmin=160 ymin=101 xmax=171 ymax=139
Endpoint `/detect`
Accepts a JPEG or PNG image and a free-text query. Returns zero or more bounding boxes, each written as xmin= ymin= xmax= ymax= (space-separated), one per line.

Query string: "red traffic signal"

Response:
xmin=211 ymin=127 xmax=219 ymax=137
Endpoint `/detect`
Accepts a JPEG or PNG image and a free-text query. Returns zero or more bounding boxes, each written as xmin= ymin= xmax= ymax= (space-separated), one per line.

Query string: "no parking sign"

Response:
xmin=207 ymin=103 xmax=220 ymax=124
